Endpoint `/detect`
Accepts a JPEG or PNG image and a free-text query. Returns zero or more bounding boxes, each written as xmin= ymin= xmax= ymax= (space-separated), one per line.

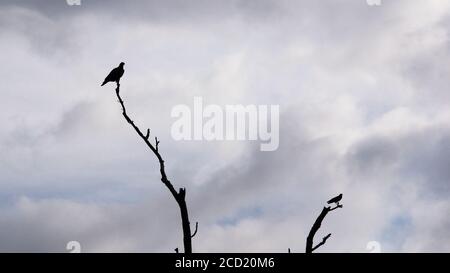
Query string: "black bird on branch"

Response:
xmin=103 ymin=64 xmax=198 ymax=253
xmin=327 ymin=193 xmax=343 ymax=206
xmin=101 ymin=62 xmax=125 ymax=86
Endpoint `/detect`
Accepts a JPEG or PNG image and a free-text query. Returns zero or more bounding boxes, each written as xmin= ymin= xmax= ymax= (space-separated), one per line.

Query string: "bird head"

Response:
xmin=119 ymin=62 xmax=125 ymax=67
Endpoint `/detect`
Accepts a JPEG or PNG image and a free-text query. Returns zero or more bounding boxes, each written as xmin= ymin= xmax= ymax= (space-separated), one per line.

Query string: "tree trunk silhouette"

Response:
xmin=114 ymin=83 xmax=197 ymax=253
xmin=306 ymin=197 xmax=343 ymax=253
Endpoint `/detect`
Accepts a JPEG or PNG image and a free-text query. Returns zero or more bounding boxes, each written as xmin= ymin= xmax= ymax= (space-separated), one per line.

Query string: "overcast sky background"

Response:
xmin=0 ymin=0 xmax=449 ymax=252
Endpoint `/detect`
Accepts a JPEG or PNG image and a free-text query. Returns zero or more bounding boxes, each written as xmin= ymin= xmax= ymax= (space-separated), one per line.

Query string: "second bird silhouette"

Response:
xmin=101 ymin=62 xmax=125 ymax=86
xmin=327 ymin=193 xmax=343 ymax=206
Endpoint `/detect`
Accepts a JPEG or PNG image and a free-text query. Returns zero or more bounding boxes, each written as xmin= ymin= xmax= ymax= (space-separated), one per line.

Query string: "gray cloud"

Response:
xmin=0 ymin=0 xmax=284 ymax=23
xmin=0 ymin=0 xmax=449 ymax=252
xmin=346 ymin=125 xmax=450 ymax=196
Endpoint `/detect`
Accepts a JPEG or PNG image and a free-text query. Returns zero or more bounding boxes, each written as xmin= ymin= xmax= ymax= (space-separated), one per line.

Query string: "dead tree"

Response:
xmin=113 ymin=83 xmax=197 ymax=253
xmin=305 ymin=195 xmax=343 ymax=253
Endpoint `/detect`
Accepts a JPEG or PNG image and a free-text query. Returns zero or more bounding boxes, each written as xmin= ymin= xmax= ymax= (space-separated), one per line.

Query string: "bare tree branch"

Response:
xmin=155 ymin=137 xmax=160 ymax=152
xmin=191 ymin=222 xmax=199 ymax=238
xmin=311 ymin=233 xmax=331 ymax=252
xmin=305 ymin=196 xmax=343 ymax=253
xmin=329 ymin=204 xmax=343 ymax=211
xmin=113 ymin=83 xmax=196 ymax=253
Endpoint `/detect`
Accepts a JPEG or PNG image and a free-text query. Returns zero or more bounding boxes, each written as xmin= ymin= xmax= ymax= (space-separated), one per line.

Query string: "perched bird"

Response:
xmin=327 ymin=193 xmax=343 ymax=205
xmin=101 ymin=62 xmax=125 ymax=86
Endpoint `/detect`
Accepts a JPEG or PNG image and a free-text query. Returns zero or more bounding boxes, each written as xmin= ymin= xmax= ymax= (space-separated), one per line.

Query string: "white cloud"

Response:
xmin=0 ymin=0 xmax=449 ymax=252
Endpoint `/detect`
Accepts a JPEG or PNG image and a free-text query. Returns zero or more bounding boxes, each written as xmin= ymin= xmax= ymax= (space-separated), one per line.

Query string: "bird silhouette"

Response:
xmin=327 ymin=193 xmax=343 ymax=205
xmin=101 ymin=62 xmax=125 ymax=86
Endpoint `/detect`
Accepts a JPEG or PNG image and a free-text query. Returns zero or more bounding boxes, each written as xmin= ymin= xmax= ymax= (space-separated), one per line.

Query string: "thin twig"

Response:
xmin=311 ymin=233 xmax=332 ymax=252
xmin=191 ymin=222 xmax=199 ymax=238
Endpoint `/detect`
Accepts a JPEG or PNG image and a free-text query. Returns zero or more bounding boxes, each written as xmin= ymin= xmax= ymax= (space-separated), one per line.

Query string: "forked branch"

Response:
xmin=305 ymin=196 xmax=343 ymax=253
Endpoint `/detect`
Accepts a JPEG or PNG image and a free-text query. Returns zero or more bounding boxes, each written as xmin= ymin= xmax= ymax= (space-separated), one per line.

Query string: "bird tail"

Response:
xmin=101 ymin=81 xmax=107 ymax=86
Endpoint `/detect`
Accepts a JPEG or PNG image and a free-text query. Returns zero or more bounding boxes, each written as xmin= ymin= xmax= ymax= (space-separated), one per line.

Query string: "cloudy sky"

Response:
xmin=0 ymin=0 xmax=449 ymax=252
